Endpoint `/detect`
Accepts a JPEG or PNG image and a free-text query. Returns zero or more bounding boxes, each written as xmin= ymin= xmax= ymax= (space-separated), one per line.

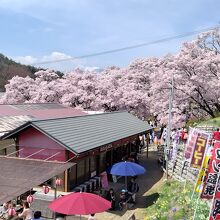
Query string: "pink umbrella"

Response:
xmin=48 ymin=192 xmax=111 ymax=215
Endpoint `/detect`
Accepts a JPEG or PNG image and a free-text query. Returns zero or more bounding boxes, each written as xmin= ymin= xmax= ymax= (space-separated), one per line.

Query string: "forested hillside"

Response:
xmin=0 ymin=54 xmax=40 ymax=91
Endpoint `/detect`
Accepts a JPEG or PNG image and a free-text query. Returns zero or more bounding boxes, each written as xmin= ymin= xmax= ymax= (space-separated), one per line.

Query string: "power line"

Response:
xmin=33 ymin=25 xmax=219 ymax=65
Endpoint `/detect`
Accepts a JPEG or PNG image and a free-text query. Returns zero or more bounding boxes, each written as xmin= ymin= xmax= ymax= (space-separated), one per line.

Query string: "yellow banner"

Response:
xmin=195 ymin=155 xmax=209 ymax=192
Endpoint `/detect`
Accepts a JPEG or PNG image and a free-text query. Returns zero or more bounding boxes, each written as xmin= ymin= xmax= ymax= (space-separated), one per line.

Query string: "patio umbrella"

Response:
xmin=48 ymin=192 xmax=111 ymax=216
xmin=110 ymin=161 xmax=146 ymax=188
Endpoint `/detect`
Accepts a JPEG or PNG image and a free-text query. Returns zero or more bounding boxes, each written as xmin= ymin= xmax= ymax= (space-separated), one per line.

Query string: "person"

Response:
xmin=106 ymin=188 xmax=116 ymax=210
xmin=118 ymin=189 xmax=129 ymax=211
xmin=213 ymin=128 xmax=220 ymax=142
xmin=171 ymin=129 xmax=176 ymax=143
xmin=146 ymin=133 xmax=150 ymax=145
xmin=31 ymin=211 xmax=43 ymax=220
xmin=15 ymin=200 xmax=23 ymax=214
xmin=128 ymin=177 xmax=139 ymax=203
xmin=183 ymin=129 xmax=188 ymax=144
xmin=176 ymin=128 xmax=181 ymax=144
xmin=162 ymin=127 xmax=167 ymax=144
xmin=88 ymin=214 xmax=96 ymax=220
xmin=18 ymin=201 xmax=32 ymax=220
xmin=139 ymin=135 xmax=144 ymax=148
xmin=181 ymin=128 xmax=185 ymax=143
xmin=0 ymin=203 xmax=8 ymax=216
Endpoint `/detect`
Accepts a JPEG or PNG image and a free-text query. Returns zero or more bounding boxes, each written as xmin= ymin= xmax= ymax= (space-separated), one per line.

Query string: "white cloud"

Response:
xmin=41 ymin=51 xmax=72 ymax=62
xmin=83 ymin=66 xmax=101 ymax=71
xmin=15 ymin=55 xmax=37 ymax=65
xmin=14 ymin=51 xmax=100 ymax=72
xmin=14 ymin=51 xmax=72 ymax=66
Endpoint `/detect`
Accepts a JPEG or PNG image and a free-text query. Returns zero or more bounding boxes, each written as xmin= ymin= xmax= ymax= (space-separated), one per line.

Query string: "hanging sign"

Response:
xmin=100 ymin=144 xmax=113 ymax=152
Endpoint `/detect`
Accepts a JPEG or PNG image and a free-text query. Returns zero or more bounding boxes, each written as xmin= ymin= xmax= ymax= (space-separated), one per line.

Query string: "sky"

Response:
xmin=0 ymin=0 xmax=220 ymax=72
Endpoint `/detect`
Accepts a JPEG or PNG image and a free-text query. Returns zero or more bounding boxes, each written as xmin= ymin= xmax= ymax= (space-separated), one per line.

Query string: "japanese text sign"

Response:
xmin=201 ymin=142 xmax=220 ymax=200
xmin=190 ymin=132 xmax=209 ymax=169
xmin=209 ymin=142 xmax=220 ymax=220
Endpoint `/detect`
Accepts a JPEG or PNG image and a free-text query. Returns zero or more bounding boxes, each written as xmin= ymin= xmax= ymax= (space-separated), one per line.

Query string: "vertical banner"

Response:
xmin=100 ymin=171 xmax=109 ymax=188
xmin=195 ymin=145 xmax=212 ymax=192
xmin=184 ymin=128 xmax=198 ymax=162
xmin=209 ymin=142 xmax=220 ymax=220
xmin=190 ymin=132 xmax=209 ymax=169
xmin=171 ymin=141 xmax=177 ymax=162
xmin=201 ymin=142 xmax=220 ymax=200
xmin=209 ymin=187 xmax=220 ymax=220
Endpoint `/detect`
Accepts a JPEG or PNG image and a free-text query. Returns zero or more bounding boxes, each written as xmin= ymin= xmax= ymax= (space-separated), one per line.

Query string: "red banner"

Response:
xmin=209 ymin=190 xmax=220 ymax=220
xmin=190 ymin=132 xmax=209 ymax=168
xmin=184 ymin=128 xmax=198 ymax=162
xmin=201 ymin=142 xmax=220 ymax=200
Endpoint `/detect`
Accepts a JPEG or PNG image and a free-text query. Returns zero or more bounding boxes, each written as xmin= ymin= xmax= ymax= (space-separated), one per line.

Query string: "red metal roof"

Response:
xmin=0 ymin=103 xmax=86 ymax=119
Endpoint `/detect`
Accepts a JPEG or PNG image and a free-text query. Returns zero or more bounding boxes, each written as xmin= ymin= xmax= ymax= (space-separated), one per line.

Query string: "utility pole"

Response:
xmin=166 ymin=73 xmax=174 ymax=179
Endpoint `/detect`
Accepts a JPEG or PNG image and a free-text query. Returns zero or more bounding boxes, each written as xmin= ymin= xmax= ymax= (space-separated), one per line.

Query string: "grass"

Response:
xmin=144 ymin=180 xmax=210 ymax=220
xmin=187 ymin=116 xmax=220 ymax=128
xmin=198 ymin=116 xmax=220 ymax=127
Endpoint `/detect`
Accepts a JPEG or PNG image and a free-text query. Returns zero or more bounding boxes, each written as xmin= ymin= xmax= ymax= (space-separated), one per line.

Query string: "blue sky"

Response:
xmin=0 ymin=0 xmax=220 ymax=71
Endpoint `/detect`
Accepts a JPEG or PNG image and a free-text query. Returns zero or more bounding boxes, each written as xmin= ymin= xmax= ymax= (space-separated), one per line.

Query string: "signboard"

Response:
xmin=91 ymin=171 xmax=96 ymax=178
xmin=100 ymin=144 xmax=113 ymax=152
xmin=184 ymin=128 xmax=198 ymax=162
xmin=190 ymin=132 xmax=209 ymax=169
xmin=100 ymin=171 xmax=108 ymax=188
xmin=112 ymin=175 xmax=117 ymax=183
xmin=201 ymin=142 xmax=220 ymax=200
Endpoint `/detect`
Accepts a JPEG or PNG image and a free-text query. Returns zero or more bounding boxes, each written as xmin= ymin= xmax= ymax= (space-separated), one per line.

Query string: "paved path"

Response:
xmin=32 ymin=145 xmax=164 ymax=220
xmin=93 ymin=146 xmax=164 ymax=220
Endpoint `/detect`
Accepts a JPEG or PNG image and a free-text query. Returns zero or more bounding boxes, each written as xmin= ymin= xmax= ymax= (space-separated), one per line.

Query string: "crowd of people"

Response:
xmin=0 ymin=201 xmax=42 ymax=220
xmin=105 ymin=177 xmax=139 ymax=211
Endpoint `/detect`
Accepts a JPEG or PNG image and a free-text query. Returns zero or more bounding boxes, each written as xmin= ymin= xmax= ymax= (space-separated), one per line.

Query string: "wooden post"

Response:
xmin=64 ymin=170 xmax=68 ymax=192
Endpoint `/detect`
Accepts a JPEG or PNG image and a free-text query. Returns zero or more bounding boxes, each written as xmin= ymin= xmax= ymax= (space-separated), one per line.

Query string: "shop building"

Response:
xmin=2 ymin=111 xmax=151 ymax=192
xmin=0 ymin=103 xmax=86 ymax=154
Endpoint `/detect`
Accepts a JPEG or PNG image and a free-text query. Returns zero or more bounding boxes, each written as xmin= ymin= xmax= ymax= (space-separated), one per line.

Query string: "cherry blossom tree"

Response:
xmin=1 ymin=76 xmax=35 ymax=104
xmin=1 ymin=30 xmax=220 ymax=127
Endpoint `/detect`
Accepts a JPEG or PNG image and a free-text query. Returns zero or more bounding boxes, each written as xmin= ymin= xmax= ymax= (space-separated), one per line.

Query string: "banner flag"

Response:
xmin=201 ymin=142 xmax=220 ymax=200
xmin=209 ymin=183 xmax=220 ymax=220
xmin=190 ymin=131 xmax=209 ymax=169
xmin=195 ymin=144 xmax=212 ymax=193
xmin=184 ymin=128 xmax=198 ymax=162
xmin=100 ymin=171 xmax=109 ymax=188
xmin=183 ymin=128 xmax=209 ymax=169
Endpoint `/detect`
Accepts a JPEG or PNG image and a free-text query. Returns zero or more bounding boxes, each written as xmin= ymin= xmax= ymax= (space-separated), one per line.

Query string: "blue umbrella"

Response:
xmin=110 ymin=161 xmax=146 ymax=189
